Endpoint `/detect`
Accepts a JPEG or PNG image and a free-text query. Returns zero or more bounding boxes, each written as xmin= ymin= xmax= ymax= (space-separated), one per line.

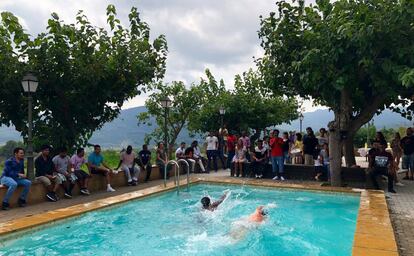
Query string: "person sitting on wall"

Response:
xmin=71 ymin=148 xmax=91 ymax=195
xmin=88 ymin=145 xmax=116 ymax=192
xmin=52 ymin=147 xmax=77 ymax=198
xmin=192 ymin=141 xmax=206 ymax=173
xmin=201 ymin=191 xmax=229 ymax=211
xmin=116 ymin=145 xmax=139 ymax=186
xmin=138 ymin=144 xmax=152 ymax=183
xmin=232 ymin=139 xmax=247 ymax=177
xmin=369 ymin=140 xmax=397 ymax=194
xmin=35 ymin=144 xmax=59 ymax=202
xmin=184 ymin=143 xmax=196 ymax=173
xmin=252 ymin=140 xmax=267 ymax=179
xmin=1 ymin=147 xmax=32 ymax=210
xmin=176 ymin=142 xmax=195 ymax=173
xmin=156 ymin=142 xmax=169 ymax=179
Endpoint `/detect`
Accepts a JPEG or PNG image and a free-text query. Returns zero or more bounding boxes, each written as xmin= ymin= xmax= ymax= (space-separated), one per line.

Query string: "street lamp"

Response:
xmin=21 ymin=73 xmax=38 ymax=180
xmin=299 ymin=112 xmax=304 ymax=134
xmin=160 ymin=96 xmax=172 ymax=157
xmin=219 ymin=106 xmax=226 ymax=128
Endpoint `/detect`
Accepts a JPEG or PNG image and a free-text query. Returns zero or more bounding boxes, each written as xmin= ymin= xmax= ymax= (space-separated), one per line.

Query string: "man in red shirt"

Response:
xmin=270 ymin=129 xmax=285 ymax=180
xmin=226 ymin=131 xmax=237 ymax=172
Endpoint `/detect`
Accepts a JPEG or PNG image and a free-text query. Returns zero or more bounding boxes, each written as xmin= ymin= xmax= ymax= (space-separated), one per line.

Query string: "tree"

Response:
xmin=138 ymin=81 xmax=206 ymax=158
xmin=0 ymin=5 xmax=167 ymax=150
xmin=191 ymin=69 xmax=298 ymax=141
xmin=258 ymin=0 xmax=414 ymax=185
xmin=0 ymin=140 xmax=24 ymax=158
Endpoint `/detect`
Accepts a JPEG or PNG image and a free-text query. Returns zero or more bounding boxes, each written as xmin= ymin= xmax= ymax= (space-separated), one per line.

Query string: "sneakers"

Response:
xmin=395 ymin=182 xmax=405 ymax=187
xmin=80 ymin=189 xmax=90 ymax=195
xmin=46 ymin=192 xmax=58 ymax=202
xmin=272 ymin=176 xmax=279 ymax=180
xmin=280 ymin=176 xmax=286 ymax=181
xmin=127 ymin=181 xmax=134 ymax=186
xmin=64 ymin=191 xmax=73 ymax=199
xmin=18 ymin=198 xmax=26 ymax=207
xmin=2 ymin=202 xmax=10 ymax=210
xmin=388 ymin=189 xmax=397 ymax=194
xmin=107 ymin=185 xmax=116 ymax=192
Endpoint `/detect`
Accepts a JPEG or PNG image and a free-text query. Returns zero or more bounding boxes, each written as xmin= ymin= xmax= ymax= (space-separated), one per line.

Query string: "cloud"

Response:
xmin=0 ymin=0 xmax=321 ymax=112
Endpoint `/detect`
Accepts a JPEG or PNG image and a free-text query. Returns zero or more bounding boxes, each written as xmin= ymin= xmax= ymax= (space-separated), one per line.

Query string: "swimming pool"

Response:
xmin=0 ymin=183 xmax=360 ymax=256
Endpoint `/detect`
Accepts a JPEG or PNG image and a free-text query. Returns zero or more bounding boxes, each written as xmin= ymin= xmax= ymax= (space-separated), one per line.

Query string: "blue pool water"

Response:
xmin=0 ymin=184 xmax=360 ymax=256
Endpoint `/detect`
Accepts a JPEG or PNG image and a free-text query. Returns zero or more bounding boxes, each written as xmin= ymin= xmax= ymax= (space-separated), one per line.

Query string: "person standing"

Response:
xmin=216 ymin=131 xmax=226 ymax=169
xmin=369 ymin=142 xmax=396 ymax=193
xmin=71 ymin=148 xmax=91 ymax=195
xmin=219 ymin=124 xmax=229 ymax=154
xmin=226 ymin=131 xmax=237 ymax=171
xmin=391 ymin=132 xmax=403 ymax=167
xmin=138 ymin=144 xmax=152 ymax=182
xmin=317 ymin=128 xmax=329 ymax=146
xmin=270 ymin=130 xmax=285 ymax=181
xmin=206 ymin=131 xmax=219 ymax=172
xmin=53 ymin=147 xmax=76 ymax=198
xmin=240 ymin=131 xmax=251 ymax=161
xmin=35 ymin=144 xmax=59 ymax=201
xmin=116 ymin=145 xmax=139 ymax=186
xmin=401 ymin=128 xmax=414 ymax=180
xmin=88 ymin=145 xmax=116 ymax=192
xmin=1 ymin=148 xmax=31 ymax=210
xmin=282 ymin=132 xmax=291 ymax=164
xmin=303 ymin=127 xmax=319 ymax=165
xmin=232 ymin=139 xmax=247 ymax=177
xmin=156 ymin=142 xmax=169 ymax=179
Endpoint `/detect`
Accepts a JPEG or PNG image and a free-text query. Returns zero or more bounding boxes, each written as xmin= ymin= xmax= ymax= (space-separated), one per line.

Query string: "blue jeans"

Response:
xmin=207 ymin=150 xmax=218 ymax=172
xmin=283 ymin=152 xmax=290 ymax=164
xmin=227 ymin=151 xmax=235 ymax=169
xmin=271 ymin=156 xmax=284 ymax=176
xmin=1 ymin=176 xmax=31 ymax=203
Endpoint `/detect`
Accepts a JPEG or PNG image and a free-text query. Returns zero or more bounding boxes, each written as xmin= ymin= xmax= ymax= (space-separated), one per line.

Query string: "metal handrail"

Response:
xmin=164 ymin=160 xmax=180 ymax=193
xmin=177 ymin=159 xmax=190 ymax=192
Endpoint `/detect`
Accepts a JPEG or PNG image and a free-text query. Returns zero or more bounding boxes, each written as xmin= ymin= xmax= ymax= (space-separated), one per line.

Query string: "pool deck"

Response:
xmin=0 ymin=170 xmax=400 ymax=255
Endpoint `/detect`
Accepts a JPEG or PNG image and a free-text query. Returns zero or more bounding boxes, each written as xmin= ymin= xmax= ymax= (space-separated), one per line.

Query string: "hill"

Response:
xmin=0 ymin=107 xmax=411 ymax=147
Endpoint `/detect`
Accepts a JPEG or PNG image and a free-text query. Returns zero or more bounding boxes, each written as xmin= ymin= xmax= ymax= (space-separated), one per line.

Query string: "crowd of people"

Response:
xmin=1 ymin=125 xmax=413 ymax=210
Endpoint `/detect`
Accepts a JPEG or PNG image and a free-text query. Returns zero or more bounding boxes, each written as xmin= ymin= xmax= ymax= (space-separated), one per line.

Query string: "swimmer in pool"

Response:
xmin=229 ymin=206 xmax=267 ymax=241
xmin=201 ymin=191 xmax=229 ymax=211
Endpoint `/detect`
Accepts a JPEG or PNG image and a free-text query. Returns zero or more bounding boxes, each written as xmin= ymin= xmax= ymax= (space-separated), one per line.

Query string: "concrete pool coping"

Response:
xmin=0 ymin=176 xmax=398 ymax=256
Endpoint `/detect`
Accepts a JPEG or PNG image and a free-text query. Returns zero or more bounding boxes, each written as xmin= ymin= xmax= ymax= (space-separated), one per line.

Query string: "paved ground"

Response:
xmin=1 ymin=159 xmax=413 ymax=256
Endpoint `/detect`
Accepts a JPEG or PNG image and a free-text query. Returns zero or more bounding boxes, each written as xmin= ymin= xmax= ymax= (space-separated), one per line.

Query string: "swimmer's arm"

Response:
xmin=212 ymin=192 xmax=228 ymax=207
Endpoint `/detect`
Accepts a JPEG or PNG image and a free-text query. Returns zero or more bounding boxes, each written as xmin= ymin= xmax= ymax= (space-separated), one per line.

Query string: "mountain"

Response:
xmin=0 ymin=107 xmax=411 ymax=147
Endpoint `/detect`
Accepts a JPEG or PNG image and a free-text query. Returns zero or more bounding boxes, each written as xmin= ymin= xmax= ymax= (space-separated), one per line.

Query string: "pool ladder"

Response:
xmin=164 ymin=159 xmax=190 ymax=194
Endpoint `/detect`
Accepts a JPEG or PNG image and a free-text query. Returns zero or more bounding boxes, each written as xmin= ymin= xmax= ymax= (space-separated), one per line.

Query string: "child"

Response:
xmin=314 ymin=147 xmax=325 ymax=181
xmin=232 ymin=139 xmax=247 ymax=177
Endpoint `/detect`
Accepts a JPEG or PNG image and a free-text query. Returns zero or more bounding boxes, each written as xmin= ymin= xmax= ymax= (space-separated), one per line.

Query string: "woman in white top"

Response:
xmin=232 ymin=139 xmax=247 ymax=177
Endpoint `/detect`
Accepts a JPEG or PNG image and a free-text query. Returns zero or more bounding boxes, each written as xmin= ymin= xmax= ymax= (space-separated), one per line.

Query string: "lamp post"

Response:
xmin=299 ymin=112 xmax=304 ymax=134
xmin=219 ymin=106 xmax=226 ymax=128
xmin=21 ymin=73 xmax=38 ymax=180
xmin=160 ymin=96 xmax=172 ymax=157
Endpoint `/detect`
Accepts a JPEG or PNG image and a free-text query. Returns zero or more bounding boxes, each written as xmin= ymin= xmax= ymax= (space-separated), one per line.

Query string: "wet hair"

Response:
xmin=261 ymin=209 xmax=268 ymax=216
xmin=13 ymin=147 xmax=24 ymax=155
xmin=201 ymin=197 xmax=211 ymax=208
xmin=76 ymin=148 xmax=84 ymax=154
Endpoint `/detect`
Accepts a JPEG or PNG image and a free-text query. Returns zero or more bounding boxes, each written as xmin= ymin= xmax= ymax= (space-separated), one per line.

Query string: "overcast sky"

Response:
xmin=0 ymin=0 xmax=322 ymax=112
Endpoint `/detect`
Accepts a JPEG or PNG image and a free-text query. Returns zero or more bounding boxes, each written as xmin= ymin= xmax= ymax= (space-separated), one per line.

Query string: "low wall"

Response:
xmin=0 ymin=163 xmax=367 ymax=208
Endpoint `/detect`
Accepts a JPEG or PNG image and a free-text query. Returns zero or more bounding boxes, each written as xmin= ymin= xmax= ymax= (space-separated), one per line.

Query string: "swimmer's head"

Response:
xmin=260 ymin=209 xmax=268 ymax=216
xmin=201 ymin=197 xmax=211 ymax=209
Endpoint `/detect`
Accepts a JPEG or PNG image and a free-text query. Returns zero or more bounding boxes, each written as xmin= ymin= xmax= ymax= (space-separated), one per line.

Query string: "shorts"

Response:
xmin=56 ymin=173 xmax=77 ymax=184
xmin=74 ymin=169 xmax=90 ymax=180
xmin=35 ymin=176 xmax=52 ymax=187
xmin=402 ymin=153 xmax=414 ymax=170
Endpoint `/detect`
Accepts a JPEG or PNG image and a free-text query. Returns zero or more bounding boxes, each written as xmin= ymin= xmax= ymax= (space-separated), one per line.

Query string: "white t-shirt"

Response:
xmin=120 ymin=151 xmax=136 ymax=168
xmin=206 ymin=136 xmax=218 ymax=150
xmin=175 ymin=147 xmax=185 ymax=158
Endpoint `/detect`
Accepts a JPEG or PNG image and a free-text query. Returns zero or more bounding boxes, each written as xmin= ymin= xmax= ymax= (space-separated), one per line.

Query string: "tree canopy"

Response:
xmin=0 ymin=5 xmax=167 ymax=150
xmin=258 ymin=0 xmax=414 ymax=185
xmin=191 ymin=69 xmax=298 ymax=135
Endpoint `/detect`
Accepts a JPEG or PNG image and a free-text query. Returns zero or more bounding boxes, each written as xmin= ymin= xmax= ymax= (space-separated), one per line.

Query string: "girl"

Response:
xmin=232 ymin=139 xmax=247 ymax=177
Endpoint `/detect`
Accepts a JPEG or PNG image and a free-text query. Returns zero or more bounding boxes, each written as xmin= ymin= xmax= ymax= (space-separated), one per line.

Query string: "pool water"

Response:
xmin=0 ymin=184 xmax=360 ymax=256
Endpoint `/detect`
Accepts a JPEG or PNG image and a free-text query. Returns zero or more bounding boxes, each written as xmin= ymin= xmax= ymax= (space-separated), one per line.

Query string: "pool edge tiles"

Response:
xmin=0 ymin=176 xmax=398 ymax=256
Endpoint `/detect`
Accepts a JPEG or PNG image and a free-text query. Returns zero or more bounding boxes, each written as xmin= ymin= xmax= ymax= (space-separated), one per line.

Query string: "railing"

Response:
xmin=177 ymin=159 xmax=190 ymax=192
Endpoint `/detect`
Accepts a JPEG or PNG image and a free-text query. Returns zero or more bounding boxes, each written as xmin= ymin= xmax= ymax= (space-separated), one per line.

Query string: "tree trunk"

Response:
xmin=343 ymin=132 xmax=356 ymax=167
xmin=328 ymin=127 xmax=343 ymax=186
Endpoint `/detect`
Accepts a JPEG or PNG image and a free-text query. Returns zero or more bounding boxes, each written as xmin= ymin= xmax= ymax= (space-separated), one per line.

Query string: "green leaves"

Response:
xmin=0 ymin=5 xmax=168 ymax=151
